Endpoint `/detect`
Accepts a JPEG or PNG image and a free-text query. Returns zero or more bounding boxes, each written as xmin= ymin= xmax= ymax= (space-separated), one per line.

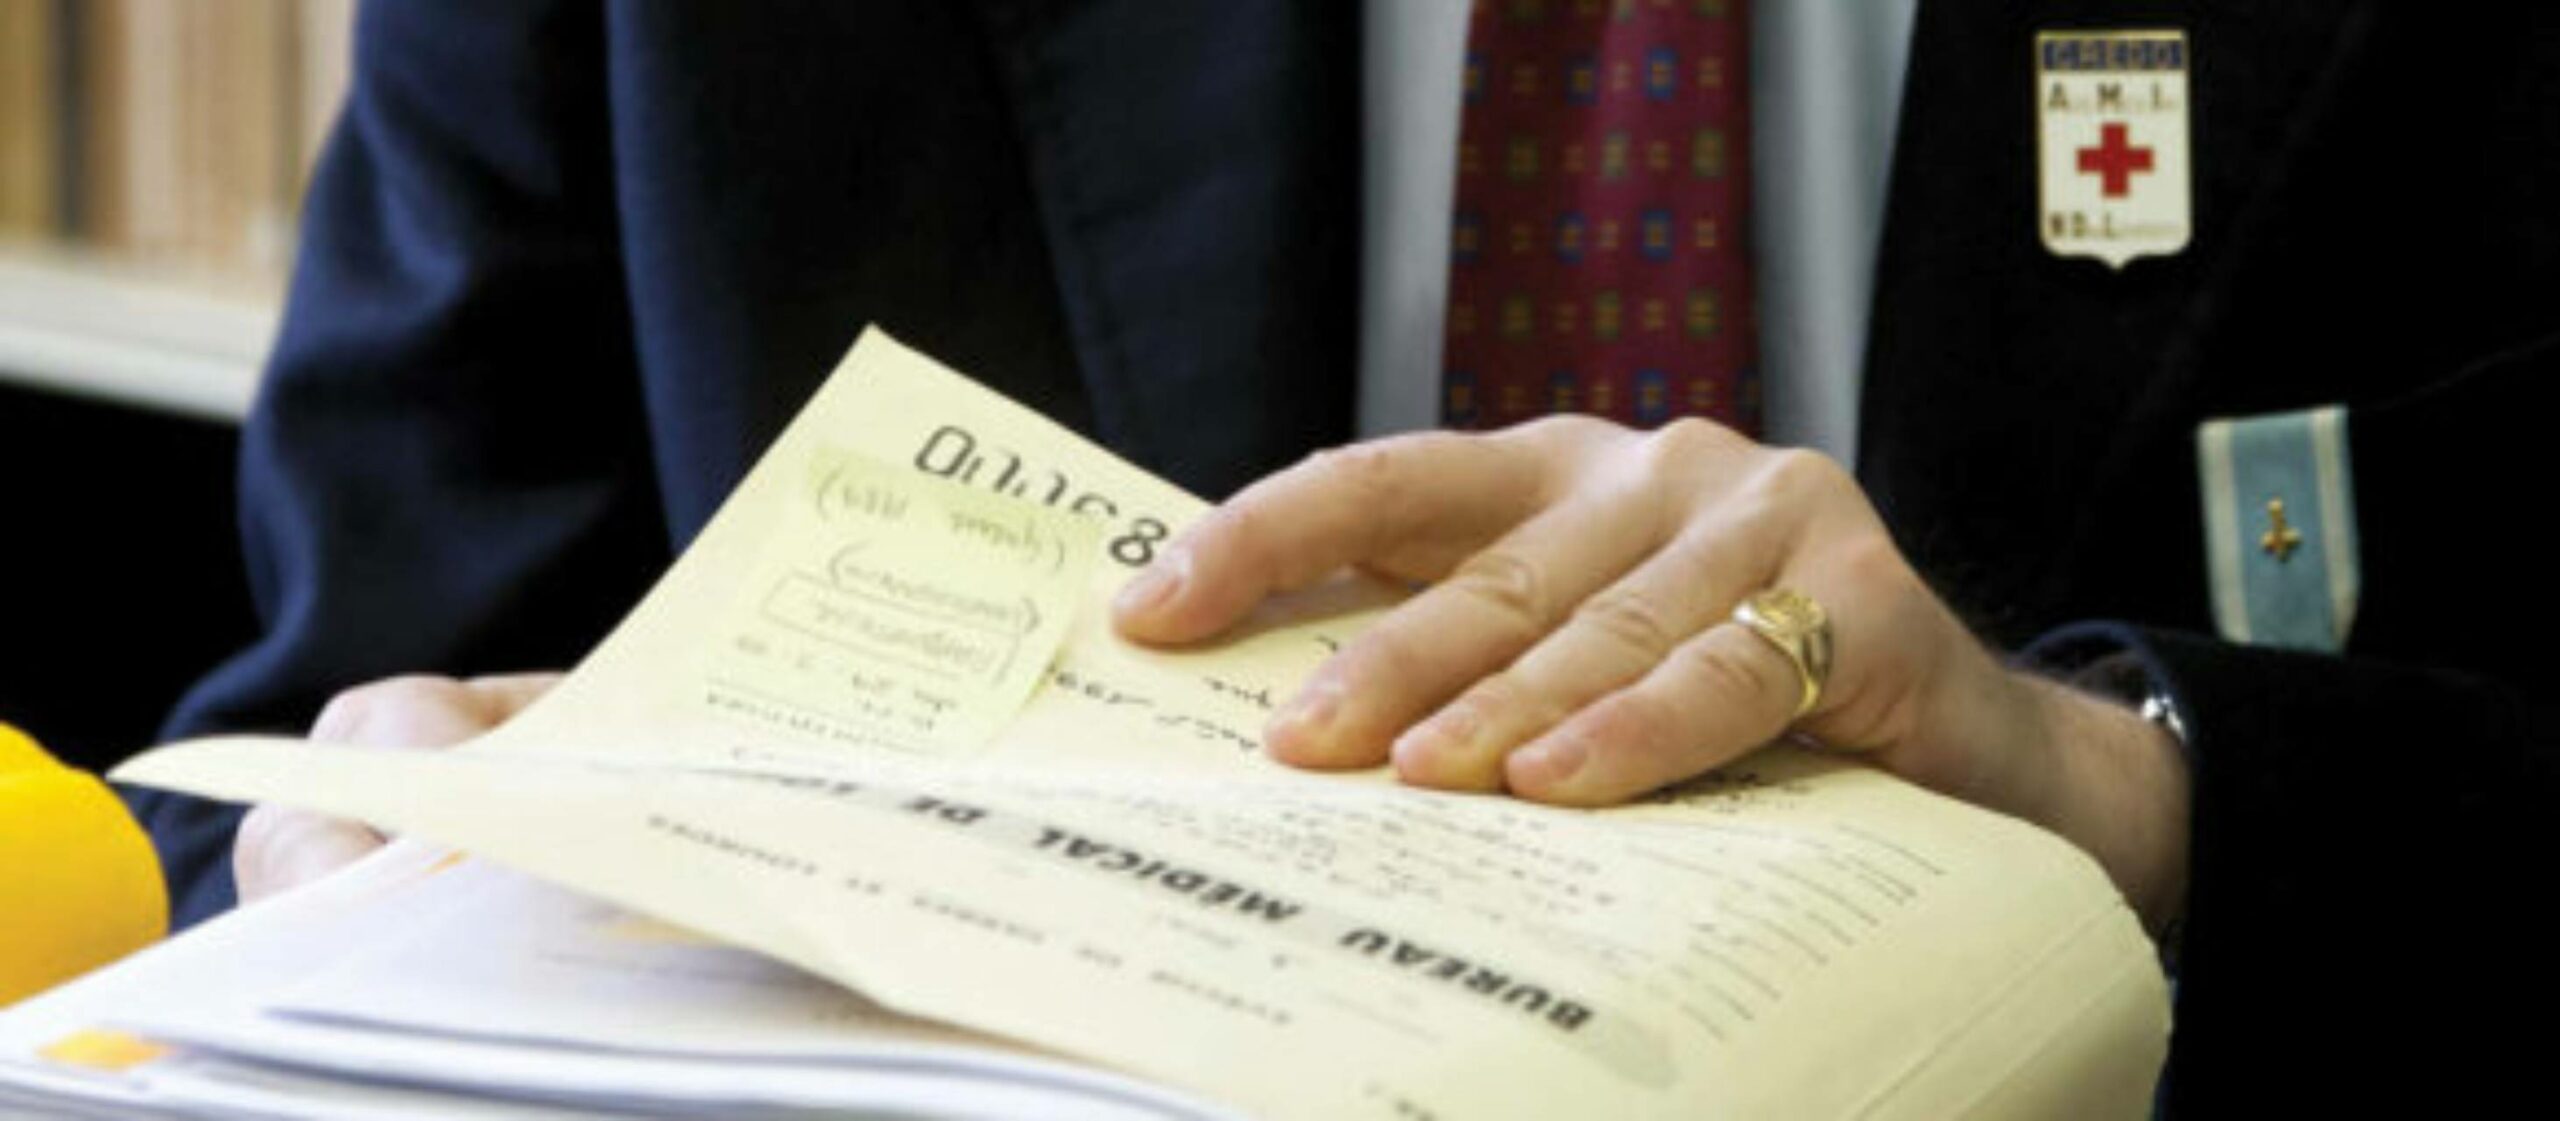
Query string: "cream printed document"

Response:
xmin=103 ymin=330 xmax=2169 ymax=1118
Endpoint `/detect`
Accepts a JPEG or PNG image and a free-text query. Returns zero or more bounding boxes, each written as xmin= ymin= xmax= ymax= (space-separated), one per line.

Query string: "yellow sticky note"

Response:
xmin=36 ymin=1028 xmax=170 ymax=1073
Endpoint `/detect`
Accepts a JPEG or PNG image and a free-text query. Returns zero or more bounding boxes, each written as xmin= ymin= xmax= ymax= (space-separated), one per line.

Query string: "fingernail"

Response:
xmin=1509 ymin=735 xmax=1588 ymax=790
xmin=1113 ymin=547 xmax=1189 ymax=616
xmin=1392 ymin=702 xmax=1482 ymax=781
xmin=1389 ymin=724 xmax=1445 ymax=780
xmin=1266 ymin=680 xmax=1344 ymax=756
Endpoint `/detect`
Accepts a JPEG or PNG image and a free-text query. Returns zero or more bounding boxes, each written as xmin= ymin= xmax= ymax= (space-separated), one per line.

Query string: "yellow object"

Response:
xmin=34 ymin=1028 xmax=170 ymax=1073
xmin=0 ymin=723 xmax=167 ymax=1004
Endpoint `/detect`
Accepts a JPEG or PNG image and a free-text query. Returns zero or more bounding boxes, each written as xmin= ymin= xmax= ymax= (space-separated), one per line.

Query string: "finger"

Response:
xmin=245 ymin=673 xmax=556 ymax=908
xmin=233 ymin=803 xmax=386 ymax=905
xmin=309 ymin=675 xmax=506 ymax=748
xmin=1504 ymin=617 xmax=1804 ymax=806
xmin=1392 ymin=515 xmax=1782 ymax=790
xmin=1112 ymin=431 xmax=1547 ymax=646
xmin=1265 ymin=489 xmax=1665 ymax=769
xmin=462 ymin=671 xmax=564 ymax=724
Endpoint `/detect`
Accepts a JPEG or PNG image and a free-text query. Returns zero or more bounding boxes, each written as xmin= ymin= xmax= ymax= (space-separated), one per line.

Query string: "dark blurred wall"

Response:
xmin=0 ymin=383 xmax=256 ymax=773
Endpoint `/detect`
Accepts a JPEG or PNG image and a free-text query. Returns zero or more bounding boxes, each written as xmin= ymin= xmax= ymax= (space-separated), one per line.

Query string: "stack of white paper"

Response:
xmin=0 ymin=841 xmax=1233 ymax=1120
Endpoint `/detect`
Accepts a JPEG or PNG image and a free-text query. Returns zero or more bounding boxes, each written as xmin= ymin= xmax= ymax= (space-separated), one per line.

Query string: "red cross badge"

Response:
xmin=2036 ymin=29 xmax=2192 ymax=268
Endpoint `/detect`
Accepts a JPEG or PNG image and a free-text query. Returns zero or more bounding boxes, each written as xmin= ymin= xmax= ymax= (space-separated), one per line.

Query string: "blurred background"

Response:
xmin=1 ymin=0 xmax=352 ymax=771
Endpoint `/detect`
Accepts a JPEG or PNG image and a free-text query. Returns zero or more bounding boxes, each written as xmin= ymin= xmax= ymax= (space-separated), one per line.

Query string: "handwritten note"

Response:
xmin=805 ymin=333 xmax=1401 ymax=776
xmin=705 ymin=448 xmax=1093 ymax=751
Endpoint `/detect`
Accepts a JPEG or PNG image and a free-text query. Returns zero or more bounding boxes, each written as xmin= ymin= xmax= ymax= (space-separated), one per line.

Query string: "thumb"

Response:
xmin=232 ymin=802 xmax=385 ymax=905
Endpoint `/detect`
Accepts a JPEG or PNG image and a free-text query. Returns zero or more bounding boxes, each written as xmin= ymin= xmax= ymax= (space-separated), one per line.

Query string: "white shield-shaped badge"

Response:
xmin=2036 ymin=30 xmax=2192 ymax=268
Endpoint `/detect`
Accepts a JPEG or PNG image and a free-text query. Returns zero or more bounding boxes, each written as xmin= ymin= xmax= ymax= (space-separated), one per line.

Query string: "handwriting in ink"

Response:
xmin=814 ymin=464 xmax=913 ymax=524
xmin=913 ymin=424 xmax=1170 ymax=568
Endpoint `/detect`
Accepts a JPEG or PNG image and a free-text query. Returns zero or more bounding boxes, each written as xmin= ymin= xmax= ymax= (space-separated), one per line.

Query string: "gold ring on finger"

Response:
xmin=1730 ymin=588 xmax=1833 ymax=720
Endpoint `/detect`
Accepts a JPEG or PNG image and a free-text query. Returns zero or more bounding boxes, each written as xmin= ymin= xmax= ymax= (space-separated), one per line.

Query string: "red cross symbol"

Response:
xmin=2076 ymin=122 xmax=2155 ymax=198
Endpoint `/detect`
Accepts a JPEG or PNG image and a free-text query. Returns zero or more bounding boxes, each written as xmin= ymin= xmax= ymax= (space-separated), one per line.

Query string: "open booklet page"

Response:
xmin=113 ymin=329 xmax=2169 ymax=1118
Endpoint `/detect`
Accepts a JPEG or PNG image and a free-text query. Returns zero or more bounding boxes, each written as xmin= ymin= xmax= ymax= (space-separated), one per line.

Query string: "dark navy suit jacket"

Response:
xmin=146 ymin=0 xmax=1362 ymax=921
xmin=143 ymin=1 xmax=2560 ymax=1114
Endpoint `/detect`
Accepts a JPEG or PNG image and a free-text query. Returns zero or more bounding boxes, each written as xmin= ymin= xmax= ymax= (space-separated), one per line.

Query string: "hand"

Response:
xmin=231 ymin=672 xmax=559 ymax=905
xmin=1112 ymin=418 xmax=2187 ymax=927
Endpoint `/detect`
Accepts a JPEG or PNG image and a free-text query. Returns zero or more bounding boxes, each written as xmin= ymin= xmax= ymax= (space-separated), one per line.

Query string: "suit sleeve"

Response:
xmin=2027 ymin=335 xmax=2560 ymax=1113
xmin=2019 ymin=335 xmax=2560 ymax=1113
xmin=2125 ymin=634 xmax=2560 ymax=1116
xmin=130 ymin=0 xmax=668 ymax=928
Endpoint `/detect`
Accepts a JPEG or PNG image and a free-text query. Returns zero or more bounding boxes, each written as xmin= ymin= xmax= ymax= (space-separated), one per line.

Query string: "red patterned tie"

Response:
xmin=1442 ymin=0 xmax=1758 ymax=435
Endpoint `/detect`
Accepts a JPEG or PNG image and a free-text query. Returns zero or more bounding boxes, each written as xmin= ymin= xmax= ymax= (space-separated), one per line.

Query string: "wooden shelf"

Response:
xmin=0 ymin=248 xmax=278 ymax=424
